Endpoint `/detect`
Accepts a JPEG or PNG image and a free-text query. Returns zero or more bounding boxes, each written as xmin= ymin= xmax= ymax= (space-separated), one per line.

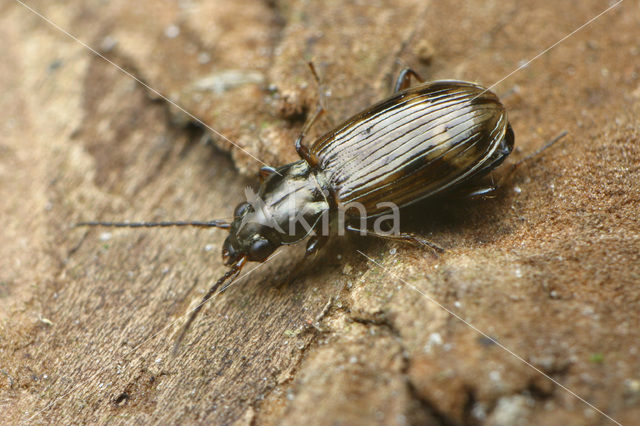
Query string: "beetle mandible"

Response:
xmin=79 ymin=67 xmax=518 ymax=348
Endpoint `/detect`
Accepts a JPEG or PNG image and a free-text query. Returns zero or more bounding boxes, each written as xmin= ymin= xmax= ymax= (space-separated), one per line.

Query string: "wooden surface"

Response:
xmin=1 ymin=1 xmax=639 ymax=424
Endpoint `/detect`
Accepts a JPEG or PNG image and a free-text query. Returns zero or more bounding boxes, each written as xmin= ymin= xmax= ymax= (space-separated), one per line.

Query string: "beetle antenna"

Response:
xmin=75 ymin=220 xmax=231 ymax=229
xmin=172 ymin=257 xmax=246 ymax=355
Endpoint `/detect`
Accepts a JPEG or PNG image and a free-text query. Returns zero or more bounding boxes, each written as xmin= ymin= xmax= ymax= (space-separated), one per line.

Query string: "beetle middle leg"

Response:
xmin=295 ymin=62 xmax=329 ymax=169
xmin=295 ymin=105 xmax=324 ymax=168
xmin=393 ymin=68 xmax=424 ymax=93
xmin=304 ymin=234 xmax=328 ymax=257
xmin=346 ymin=224 xmax=444 ymax=255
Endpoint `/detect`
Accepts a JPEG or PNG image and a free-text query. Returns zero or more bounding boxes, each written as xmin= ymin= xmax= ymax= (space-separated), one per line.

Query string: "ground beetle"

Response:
xmin=79 ymin=67 xmax=563 ymax=349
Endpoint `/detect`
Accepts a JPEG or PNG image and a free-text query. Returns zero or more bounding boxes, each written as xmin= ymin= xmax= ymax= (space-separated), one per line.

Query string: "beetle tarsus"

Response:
xmin=394 ymin=234 xmax=444 ymax=257
xmin=346 ymin=225 xmax=444 ymax=256
xmin=305 ymin=235 xmax=328 ymax=257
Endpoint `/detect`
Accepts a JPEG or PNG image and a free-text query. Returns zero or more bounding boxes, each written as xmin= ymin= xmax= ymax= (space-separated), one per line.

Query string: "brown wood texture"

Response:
xmin=1 ymin=1 xmax=639 ymax=424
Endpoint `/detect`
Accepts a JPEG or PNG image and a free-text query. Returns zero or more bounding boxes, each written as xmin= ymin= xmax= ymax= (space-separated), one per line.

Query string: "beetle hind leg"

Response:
xmin=461 ymin=129 xmax=567 ymax=198
xmin=461 ymin=185 xmax=499 ymax=199
xmin=451 ymin=173 xmax=500 ymax=199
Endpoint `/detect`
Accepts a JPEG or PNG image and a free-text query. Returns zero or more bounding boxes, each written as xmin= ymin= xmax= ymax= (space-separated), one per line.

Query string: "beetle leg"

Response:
xmin=307 ymin=62 xmax=333 ymax=128
xmin=295 ymin=62 xmax=329 ymax=168
xmin=459 ymin=185 xmax=498 ymax=199
xmin=455 ymin=175 xmax=499 ymax=199
xmin=295 ymin=105 xmax=324 ymax=168
xmin=305 ymin=234 xmax=328 ymax=257
xmin=346 ymin=225 xmax=444 ymax=256
xmin=259 ymin=166 xmax=278 ymax=182
xmin=393 ymin=68 xmax=424 ymax=93
xmin=500 ymin=130 xmax=567 ymax=184
xmin=459 ymin=130 xmax=567 ymax=198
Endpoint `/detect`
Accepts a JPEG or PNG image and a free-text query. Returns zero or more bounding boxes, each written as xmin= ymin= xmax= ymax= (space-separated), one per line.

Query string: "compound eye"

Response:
xmin=234 ymin=202 xmax=250 ymax=218
xmin=249 ymin=238 xmax=274 ymax=261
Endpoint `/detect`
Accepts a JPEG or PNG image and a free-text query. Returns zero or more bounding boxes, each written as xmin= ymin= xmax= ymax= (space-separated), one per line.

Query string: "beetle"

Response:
xmin=78 ymin=67 xmax=520 ymax=348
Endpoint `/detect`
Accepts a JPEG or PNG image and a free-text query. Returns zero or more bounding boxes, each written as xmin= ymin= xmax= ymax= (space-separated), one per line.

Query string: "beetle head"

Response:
xmin=222 ymin=201 xmax=279 ymax=265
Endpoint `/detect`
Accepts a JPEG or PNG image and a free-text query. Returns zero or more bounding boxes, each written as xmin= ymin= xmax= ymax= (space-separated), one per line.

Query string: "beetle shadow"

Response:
xmin=227 ymin=176 xmax=522 ymax=297
xmin=393 ymin=178 xmax=519 ymax=251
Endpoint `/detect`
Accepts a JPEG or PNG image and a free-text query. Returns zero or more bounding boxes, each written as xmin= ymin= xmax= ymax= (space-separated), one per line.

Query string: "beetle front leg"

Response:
xmin=393 ymin=68 xmax=424 ymax=93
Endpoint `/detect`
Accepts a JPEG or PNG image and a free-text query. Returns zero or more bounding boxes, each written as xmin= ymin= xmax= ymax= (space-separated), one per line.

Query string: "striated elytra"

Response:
xmin=222 ymin=76 xmax=513 ymax=267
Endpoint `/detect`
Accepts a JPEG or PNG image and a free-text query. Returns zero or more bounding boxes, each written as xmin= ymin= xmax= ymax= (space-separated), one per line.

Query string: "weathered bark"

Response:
xmin=1 ymin=1 xmax=639 ymax=424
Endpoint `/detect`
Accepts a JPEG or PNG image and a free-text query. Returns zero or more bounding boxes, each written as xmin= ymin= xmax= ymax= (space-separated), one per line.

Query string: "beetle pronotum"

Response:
xmin=78 ymin=66 xmax=564 ymax=350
